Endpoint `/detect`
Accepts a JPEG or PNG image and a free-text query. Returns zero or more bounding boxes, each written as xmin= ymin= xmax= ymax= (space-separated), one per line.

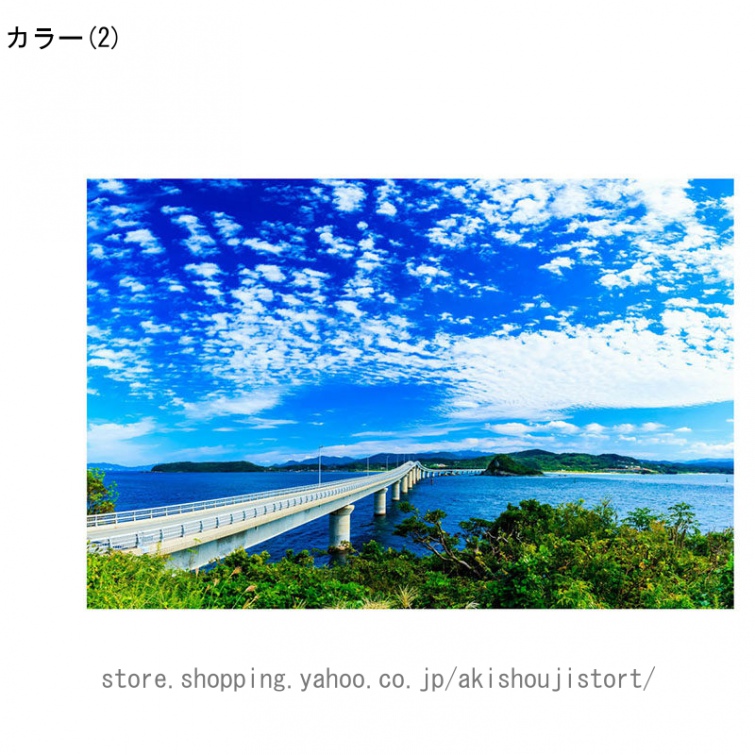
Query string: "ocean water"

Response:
xmin=103 ymin=470 xmax=733 ymax=562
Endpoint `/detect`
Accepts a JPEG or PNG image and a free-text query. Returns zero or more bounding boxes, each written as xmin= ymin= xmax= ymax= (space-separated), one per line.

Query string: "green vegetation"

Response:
xmin=87 ymin=549 xmax=209 ymax=608
xmin=507 ymin=449 xmax=731 ymax=475
xmin=87 ymin=468 xmax=118 ymax=516
xmin=87 ymin=498 xmax=733 ymax=609
xmin=151 ymin=461 xmax=266 ymax=473
xmin=481 ymin=453 xmax=542 ymax=476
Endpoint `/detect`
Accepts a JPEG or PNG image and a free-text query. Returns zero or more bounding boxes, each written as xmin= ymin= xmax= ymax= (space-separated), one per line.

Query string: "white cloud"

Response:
xmin=584 ymin=423 xmax=607 ymax=434
xmin=539 ymin=256 xmax=575 ymax=276
xmin=550 ymin=184 xmax=598 ymax=218
xmin=140 ymin=320 xmax=173 ymax=334
xmin=255 ymin=264 xmax=286 ymax=283
xmin=184 ymin=262 xmax=223 ymax=298
xmin=119 ymin=276 xmax=146 ymax=293
xmin=185 ymin=262 xmax=221 ymax=279
xmin=660 ymin=307 xmax=730 ymax=351
xmin=107 ymin=205 xmax=132 ymax=217
xmin=546 ymin=420 xmax=579 ymax=434
xmin=599 ymin=261 xmax=654 ymax=289
xmin=171 ymin=214 xmax=217 ymax=256
xmin=486 ymin=420 xmax=579 ymax=436
xmin=443 ymin=318 xmax=732 ymax=421
xmin=427 ymin=214 xmax=484 ymax=248
xmin=124 ymin=228 xmax=164 ymax=255
xmin=87 ymin=419 xmax=158 ymax=465
xmin=409 ymin=263 xmax=449 ymax=279
xmin=510 ymin=194 xmax=550 ymax=225
xmin=640 ymin=422 xmax=665 ymax=432
xmin=212 ymin=211 xmax=243 ymax=244
xmin=243 ymin=238 xmax=287 ymax=254
xmin=291 ymin=268 xmax=330 ymax=289
xmin=96 ymin=179 xmax=127 ymax=195
xmin=182 ymin=389 xmax=282 ymax=420
xmin=355 ymin=251 xmax=383 ymax=273
xmin=683 ymin=441 xmax=733 ymax=459
xmin=331 ymin=182 xmax=366 ymax=212
xmin=161 ymin=205 xmax=188 ymax=215
xmin=336 ymin=300 xmax=363 ymax=318
xmin=407 ymin=261 xmax=452 ymax=290
xmin=486 ymin=422 xmax=534 ymax=436
xmin=161 ymin=277 xmax=186 ymax=293
xmin=377 ymin=201 xmax=397 ymax=216
xmin=493 ymin=228 xmax=523 ymax=244
xmin=240 ymin=418 xmax=298 ymax=430
xmin=317 ymin=226 xmax=355 ymax=258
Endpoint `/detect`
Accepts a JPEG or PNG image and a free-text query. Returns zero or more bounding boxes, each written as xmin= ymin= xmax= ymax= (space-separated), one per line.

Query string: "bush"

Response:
xmin=86 ymin=498 xmax=733 ymax=609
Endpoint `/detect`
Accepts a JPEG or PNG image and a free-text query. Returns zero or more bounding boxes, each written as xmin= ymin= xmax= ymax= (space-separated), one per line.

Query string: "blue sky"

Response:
xmin=87 ymin=179 xmax=733 ymax=466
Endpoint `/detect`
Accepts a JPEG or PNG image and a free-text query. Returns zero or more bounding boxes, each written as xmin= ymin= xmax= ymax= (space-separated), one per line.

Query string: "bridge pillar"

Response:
xmin=401 ymin=475 xmax=409 ymax=494
xmin=374 ymin=488 xmax=387 ymax=517
xmin=329 ymin=505 xmax=355 ymax=551
xmin=391 ymin=481 xmax=401 ymax=501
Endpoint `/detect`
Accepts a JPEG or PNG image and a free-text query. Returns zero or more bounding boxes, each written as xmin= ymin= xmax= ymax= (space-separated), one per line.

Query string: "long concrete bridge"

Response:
xmin=86 ymin=461 xmax=486 ymax=569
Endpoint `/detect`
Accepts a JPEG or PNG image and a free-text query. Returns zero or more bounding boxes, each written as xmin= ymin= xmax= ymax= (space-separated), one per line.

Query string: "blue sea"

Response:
xmin=103 ymin=470 xmax=734 ymax=562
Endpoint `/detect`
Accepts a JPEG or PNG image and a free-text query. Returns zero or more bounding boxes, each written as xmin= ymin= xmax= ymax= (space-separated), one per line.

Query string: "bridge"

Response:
xmin=86 ymin=461 xmax=486 ymax=569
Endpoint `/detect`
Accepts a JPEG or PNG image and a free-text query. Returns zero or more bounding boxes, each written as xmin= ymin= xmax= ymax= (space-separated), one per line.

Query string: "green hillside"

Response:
xmin=481 ymin=454 xmax=543 ymax=476
xmin=151 ymin=461 xmax=266 ymax=473
xmin=508 ymin=450 xmax=730 ymax=474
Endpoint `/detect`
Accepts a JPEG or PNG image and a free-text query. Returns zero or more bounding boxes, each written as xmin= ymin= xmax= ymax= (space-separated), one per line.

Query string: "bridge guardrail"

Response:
xmin=87 ymin=463 xmax=417 ymax=551
xmin=87 ymin=463 xmax=415 ymax=527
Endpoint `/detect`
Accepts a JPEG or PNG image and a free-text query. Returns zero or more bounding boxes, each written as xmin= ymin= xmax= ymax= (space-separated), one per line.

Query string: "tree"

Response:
xmin=667 ymin=502 xmax=700 ymax=546
xmin=87 ymin=468 xmax=118 ymax=516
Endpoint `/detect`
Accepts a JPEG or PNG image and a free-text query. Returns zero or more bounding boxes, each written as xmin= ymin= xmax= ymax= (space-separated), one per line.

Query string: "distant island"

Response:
xmin=151 ymin=461 xmax=266 ymax=473
xmin=136 ymin=450 xmax=732 ymax=475
xmin=504 ymin=450 xmax=732 ymax=475
xmin=481 ymin=454 xmax=543 ymax=477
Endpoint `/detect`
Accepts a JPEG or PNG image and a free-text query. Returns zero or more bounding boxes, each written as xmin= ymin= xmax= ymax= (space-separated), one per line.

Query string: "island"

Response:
xmin=481 ymin=453 xmax=543 ymax=476
xmin=151 ymin=461 xmax=266 ymax=473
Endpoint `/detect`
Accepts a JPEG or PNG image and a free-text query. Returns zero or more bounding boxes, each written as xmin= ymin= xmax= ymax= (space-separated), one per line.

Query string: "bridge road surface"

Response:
xmin=86 ymin=462 xmax=424 ymax=568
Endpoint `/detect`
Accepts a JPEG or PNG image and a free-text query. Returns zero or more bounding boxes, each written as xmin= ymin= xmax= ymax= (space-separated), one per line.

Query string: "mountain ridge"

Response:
xmin=88 ymin=451 xmax=733 ymax=475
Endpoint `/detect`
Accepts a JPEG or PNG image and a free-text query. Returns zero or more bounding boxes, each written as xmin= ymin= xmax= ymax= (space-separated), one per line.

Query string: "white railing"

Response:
xmin=416 ymin=463 xmax=486 ymax=475
xmin=87 ymin=464 xmax=414 ymax=527
xmin=87 ymin=463 xmax=416 ymax=551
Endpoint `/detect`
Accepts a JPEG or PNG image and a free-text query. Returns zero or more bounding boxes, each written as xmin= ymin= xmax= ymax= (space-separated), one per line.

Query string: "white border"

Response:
xmin=3 ymin=2 xmax=752 ymax=752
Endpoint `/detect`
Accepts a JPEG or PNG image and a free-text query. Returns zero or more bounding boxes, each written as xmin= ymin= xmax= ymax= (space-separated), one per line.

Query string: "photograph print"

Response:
xmin=86 ymin=178 xmax=733 ymax=609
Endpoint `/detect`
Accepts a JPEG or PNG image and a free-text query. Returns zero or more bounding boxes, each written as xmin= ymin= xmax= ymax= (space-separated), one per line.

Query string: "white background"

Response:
xmin=3 ymin=1 xmax=752 ymax=752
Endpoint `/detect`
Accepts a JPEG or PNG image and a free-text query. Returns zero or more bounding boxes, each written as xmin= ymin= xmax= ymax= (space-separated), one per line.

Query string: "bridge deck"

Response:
xmin=86 ymin=462 xmax=485 ymax=568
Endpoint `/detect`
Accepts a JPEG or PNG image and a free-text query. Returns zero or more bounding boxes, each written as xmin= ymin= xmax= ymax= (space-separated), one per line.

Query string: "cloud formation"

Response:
xmin=87 ymin=179 xmax=734 ymax=464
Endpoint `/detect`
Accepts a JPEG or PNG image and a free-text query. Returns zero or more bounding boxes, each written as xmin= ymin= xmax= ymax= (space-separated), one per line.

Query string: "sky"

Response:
xmin=87 ymin=178 xmax=733 ymax=466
